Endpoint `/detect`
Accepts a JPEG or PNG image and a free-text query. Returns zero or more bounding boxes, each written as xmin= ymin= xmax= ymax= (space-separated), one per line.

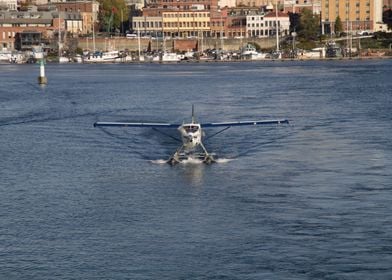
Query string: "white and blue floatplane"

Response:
xmin=94 ymin=106 xmax=289 ymax=165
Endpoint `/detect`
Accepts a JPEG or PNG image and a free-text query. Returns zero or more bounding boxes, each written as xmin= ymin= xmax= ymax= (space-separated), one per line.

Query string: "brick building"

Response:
xmin=0 ymin=10 xmax=54 ymax=49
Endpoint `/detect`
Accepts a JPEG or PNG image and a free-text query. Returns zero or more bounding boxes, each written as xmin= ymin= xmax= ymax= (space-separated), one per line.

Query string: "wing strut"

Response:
xmin=204 ymin=126 xmax=231 ymax=141
xmin=152 ymin=128 xmax=181 ymax=142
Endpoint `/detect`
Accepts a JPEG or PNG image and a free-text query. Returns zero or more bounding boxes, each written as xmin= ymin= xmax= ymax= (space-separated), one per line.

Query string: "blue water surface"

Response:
xmin=1 ymin=60 xmax=392 ymax=279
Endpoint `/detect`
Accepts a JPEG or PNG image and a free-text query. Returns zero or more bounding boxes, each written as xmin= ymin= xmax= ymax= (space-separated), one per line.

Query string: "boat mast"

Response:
xmin=58 ymin=12 xmax=61 ymax=58
xmin=93 ymin=15 xmax=96 ymax=52
xmin=275 ymin=0 xmax=279 ymax=52
xmin=137 ymin=26 xmax=141 ymax=58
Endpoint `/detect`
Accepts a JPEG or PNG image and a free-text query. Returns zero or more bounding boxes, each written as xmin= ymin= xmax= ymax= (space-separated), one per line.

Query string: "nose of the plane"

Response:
xmin=184 ymin=133 xmax=192 ymax=142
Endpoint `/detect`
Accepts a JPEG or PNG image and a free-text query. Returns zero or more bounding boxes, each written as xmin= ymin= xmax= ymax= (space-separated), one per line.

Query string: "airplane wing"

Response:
xmin=93 ymin=122 xmax=180 ymax=128
xmin=200 ymin=119 xmax=289 ymax=127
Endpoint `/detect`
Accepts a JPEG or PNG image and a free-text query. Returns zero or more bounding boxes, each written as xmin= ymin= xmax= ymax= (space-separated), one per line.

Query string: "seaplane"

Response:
xmin=93 ymin=106 xmax=289 ymax=165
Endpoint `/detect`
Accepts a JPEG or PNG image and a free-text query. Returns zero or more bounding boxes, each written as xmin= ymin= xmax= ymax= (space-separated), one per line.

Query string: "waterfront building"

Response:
xmin=139 ymin=0 xmax=218 ymax=38
xmin=125 ymin=0 xmax=144 ymax=10
xmin=0 ymin=0 xmax=17 ymax=11
xmin=0 ymin=1 xmax=98 ymax=50
xmin=162 ymin=10 xmax=211 ymax=38
xmin=54 ymin=1 xmax=99 ymax=34
xmin=218 ymin=0 xmax=236 ymax=8
xmin=283 ymin=0 xmax=321 ymax=14
xmin=0 ymin=8 xmax=54 ymax=50
xmin=225 ymin=7 xmax=259 ymax=38
xmin=246 ymin=11 xmax=290 ymax=38
xmin=236 ymin=0 xmax=271 ymax=8
xmin=132 ymin=16 xmax=163 ymax=36
xmin=321 ymin=0 xmax=384 ymax=34
xmin=142 ymin=0 xmax=219 ymax=17
xmin=31 ymin=0 xmax=49 ymax=5
xmin=210 ymin=8 xmax=227 ymax=38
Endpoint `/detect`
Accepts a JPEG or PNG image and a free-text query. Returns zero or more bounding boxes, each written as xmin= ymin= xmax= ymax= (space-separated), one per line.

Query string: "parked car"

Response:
xmin=126 ymin=34 xmax=137 ymax=39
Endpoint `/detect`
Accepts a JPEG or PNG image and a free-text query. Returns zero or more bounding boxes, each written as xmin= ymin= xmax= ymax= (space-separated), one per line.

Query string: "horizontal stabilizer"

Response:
xmin=93 ymin=122 xmax=180 ymax=128
xmin=201 ymin=119 xmax=289 ymax=127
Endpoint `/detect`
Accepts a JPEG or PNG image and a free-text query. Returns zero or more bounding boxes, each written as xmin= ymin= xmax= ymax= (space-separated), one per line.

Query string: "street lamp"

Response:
xmin=291 ymin=31 xmax=297 ymax=57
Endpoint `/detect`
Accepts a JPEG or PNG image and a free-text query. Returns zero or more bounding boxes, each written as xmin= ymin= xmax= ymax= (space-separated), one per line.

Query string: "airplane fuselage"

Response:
xmin=178 ymin=123 xmax=202 ymax=151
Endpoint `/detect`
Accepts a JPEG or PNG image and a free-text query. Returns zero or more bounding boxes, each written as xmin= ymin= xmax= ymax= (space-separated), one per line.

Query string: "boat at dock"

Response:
xmin=152 ymin=52 xmax=181 ymax=62
xmin=83 ymin=50 xmax=122 ymax=63
xmin=0 ymin=49 xmax=12 ymax=63
xmin=241 ymin=44 xmax=267 ymax=60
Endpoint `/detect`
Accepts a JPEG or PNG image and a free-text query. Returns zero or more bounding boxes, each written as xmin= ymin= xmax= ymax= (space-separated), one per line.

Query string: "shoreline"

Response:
xmin=42 ymin=54 xmax=392 ymax=64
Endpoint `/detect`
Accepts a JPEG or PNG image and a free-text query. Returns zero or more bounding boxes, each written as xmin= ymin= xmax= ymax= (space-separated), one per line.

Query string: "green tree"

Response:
xmin=97 ymin=0 xmax=128 ymax=33
xmin=297 ymin=8 xmax=320 ymax=41
xmin=383 ymin=9 xmax=392 ymax=30
xmin=334 ymin=16 xmax=343 ymax=35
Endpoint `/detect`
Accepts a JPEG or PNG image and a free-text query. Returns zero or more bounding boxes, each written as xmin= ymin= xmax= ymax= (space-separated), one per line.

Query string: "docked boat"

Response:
xmin=301 ymin=48 xmax=326 ymax=59
xmin=59 ymin=56 xmax=70 ymax=63
xmin=0 ymin=49 xmax=12 ymax=63
xmin=9 ymin=53 xmax=26 ymax=64
xmin=241 ymin=44 xmax=267 ymax=60
xmin=83 ymin=50 xmax=121 ymax=63
xmin=0 ymin=49 xmax=26 ymax=64
xmin=73 ymin=54 xmax=83 ymax=63
xmin=152 ymin=52 xmax=181 ymax=62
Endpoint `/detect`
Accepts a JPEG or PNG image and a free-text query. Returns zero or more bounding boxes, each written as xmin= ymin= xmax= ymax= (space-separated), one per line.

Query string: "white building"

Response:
xmin=32 ymin=0 xmax=49 ymax=5
xmin=374 ymin=0 xmax=383 ymax=25
xmin=0 ymin=0 xmax=17 ymax=11
xmin=218 ymin=0 xmax=237 ymax=8
xmin=126 ymin=0 xmax=144 ymax=10
xmin=283 ymin=0 xmax=321 ymax=14
xmin=246 ymin=11 xmax=290 ymax=38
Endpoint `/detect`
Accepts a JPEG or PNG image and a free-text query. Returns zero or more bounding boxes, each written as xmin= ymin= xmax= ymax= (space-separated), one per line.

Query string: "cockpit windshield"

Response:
xmin=183 ymin=125 xmax=199 ymax=133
